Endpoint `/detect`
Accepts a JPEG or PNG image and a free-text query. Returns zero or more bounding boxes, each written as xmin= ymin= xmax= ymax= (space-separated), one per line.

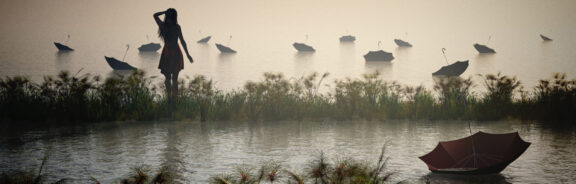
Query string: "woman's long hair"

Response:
xmin=158 ymin=8 xmax=178 ymax=41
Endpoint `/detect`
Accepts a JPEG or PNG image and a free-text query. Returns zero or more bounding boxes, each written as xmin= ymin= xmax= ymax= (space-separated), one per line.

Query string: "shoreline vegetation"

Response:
xmin=1 ymin=147 xmax=396 ymax=184
xmin=0 ymin=70 xmax=575 ymax=123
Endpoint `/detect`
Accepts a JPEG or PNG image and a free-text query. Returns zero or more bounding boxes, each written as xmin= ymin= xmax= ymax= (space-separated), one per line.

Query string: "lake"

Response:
xmin=1 ymin=0 xmax=576 ymax=183
xmin=1 ymin=0 xmax=576 ymax=91
xmin=0 ymin=120 xmax=575 ymax=183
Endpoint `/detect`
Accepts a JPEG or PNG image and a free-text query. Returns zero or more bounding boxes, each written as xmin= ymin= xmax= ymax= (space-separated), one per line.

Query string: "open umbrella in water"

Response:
xmin=138 ymin=35 xmax=161 ymax=52
xmin=54 ymin=34 xmax=74 ymax=51
xmin=197 ymin=36 xmax=211 ymax=43
xmin=364 ymin=41 xmax=394 ymax=61
xmin=105 ymin=57 xmax=137 ymax=70
xmin=197 ymin=30 xmax=211 ymax=43
xmin=294 ymin=34 xmax=316 ymax=52
xmin=138 ymin=43 xmax=161 ymax=52
xmin=364 ymin=50 xmax=394 ymax=61
xmin=474 ymin=43 xmax=495 ymax=53
xmin=394 ymin=39 xmax=412 ymax=47
xmin=293 ymin=42 xmax=315 ymax=52
xmin=216 ymin=43 xmax=236 ymax=53
xmin=540 ymin=34 xmax=552 ymax=41
xmin=419 ymin=131 xmax=530 ymax=174
xmin=216 ymin=35 xmax=236 ymax=53
xmin=105 ymin=44 xmax=137 ymax=70
xmin=54 ymin=42 xmax=74 ymax=51
xmin=339 ymin=35 xmax=355 ymax=42
xmin=420 ymin=87 xmax=530 ymax=175
xmin=432 ymin=49 xmax=468 ymax=76
xmin=474 ymin=36 xmax=495 ymax=53
xmin=432 ymin=61 xmax=469 ymax=76
xmin=394 ymin=33 xmax=412 ymax=47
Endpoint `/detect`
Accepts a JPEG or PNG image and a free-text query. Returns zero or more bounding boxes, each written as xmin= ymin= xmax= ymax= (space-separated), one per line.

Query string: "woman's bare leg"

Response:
xmin=171 ymin=71 xmax=180 ymax=98
xmin=164 ymin=73 xmax=172 ymax=98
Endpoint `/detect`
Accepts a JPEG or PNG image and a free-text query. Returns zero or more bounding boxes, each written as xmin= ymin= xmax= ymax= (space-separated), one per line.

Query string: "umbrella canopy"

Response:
xmin=105 ymin=56 xmax=137 ymax=70
xmin=293 ymin=42 xmax=315 ymax=52
xmin=420 ymin=131 xmax=530 ymax=174
xmin=216 ymin=43 xmax=237 ymax=53
xmin=339 ymin=35 xmax=356 ymax=42
xmin=432 ymin=60 xmax=469 ymax=77
xmin=197 ymin=36 xmax=212 ymax=43
xmin=138 ymin=43 xmax=161 ymax=52
xmin=540 ymin=34 xmax=552 ymax=41
xmin=54 ymin=42 xmax=74 ymax=51
xmin=394 ymin=39 xmax=412 ymax=47
xmin=473 ymin=43 xmax=495 ymax=53
xmin=364 ymin=50 xmax=394 ymax=62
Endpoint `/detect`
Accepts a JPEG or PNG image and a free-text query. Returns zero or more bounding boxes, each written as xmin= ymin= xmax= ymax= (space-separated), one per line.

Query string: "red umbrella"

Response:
xmin=419 ymin=131 xmax=530 ymax=174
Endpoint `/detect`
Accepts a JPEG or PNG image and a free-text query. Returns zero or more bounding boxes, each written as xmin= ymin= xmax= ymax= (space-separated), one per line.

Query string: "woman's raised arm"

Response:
xmin=153 ymin=11 xmax=165 ymax=26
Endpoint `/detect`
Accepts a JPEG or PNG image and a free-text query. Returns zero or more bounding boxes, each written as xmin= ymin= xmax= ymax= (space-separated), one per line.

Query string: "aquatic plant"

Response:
xmin=0 ymin=153 xmax=71 ymax=184
xmin=0 ymin=70 xmax=575 ymax=123
xmin=476 ymin=73 xmax=521 ymax=120
xmin=432 ymin=76 xmax=473 ymax=119
xmin=483 ymin=72 xmax=521 ymax=104
xmin=308 ymin=152 xmax=329 ymax=183
xmin=284 ymin=168 xmax=306 ymax=184
xmin=211 ymin=145 xmax=395 ymax=184
xmin=117 ymin=166 xmax=173 ymax=184
xmin=532 ymin=73 xmax=576 ymax=120
xmin=333 ymin=72 xmax=404 ymax=120
xmin=402 ymin=86 xmax=435 ymax=119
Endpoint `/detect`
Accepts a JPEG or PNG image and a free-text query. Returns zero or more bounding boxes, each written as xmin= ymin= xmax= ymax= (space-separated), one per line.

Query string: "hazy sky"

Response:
xmin=1 ymin=0 xmax=576 ymax=89
xmin=2 ymin=0 xmax=575 ymax=35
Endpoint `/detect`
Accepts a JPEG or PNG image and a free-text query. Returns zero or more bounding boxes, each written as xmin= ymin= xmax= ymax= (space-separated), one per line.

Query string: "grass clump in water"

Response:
xmin=333 ymin=72 xmax=404 ymax=120
xmin=117 ymin=166 xmax=173 ymax=184
xmin=1 ymin=70 xmax=575 ymax=123
xmin=211 ymin=146 xmax=395 ymax=184
xmin=530 ymin=73 xmax=576 ymax=120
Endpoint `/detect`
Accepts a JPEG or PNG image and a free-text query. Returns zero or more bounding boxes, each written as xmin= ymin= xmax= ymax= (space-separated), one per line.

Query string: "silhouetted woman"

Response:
xmin=154 ymin=8 xmax=193 ymax=98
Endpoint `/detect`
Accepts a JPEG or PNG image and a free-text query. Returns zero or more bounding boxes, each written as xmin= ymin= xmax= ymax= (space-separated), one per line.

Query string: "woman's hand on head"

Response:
xmin=154 ymin=11 xmax=166 ymax=17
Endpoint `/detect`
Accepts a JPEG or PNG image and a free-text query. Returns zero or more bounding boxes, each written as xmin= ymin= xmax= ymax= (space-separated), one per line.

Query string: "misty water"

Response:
xmin=1 ymin=121 xmax=575 ymax=183
xmin=2 ymin=0 xmax=576 ymax=183
xmin=1 ymin=0 xmax=576 ymax=90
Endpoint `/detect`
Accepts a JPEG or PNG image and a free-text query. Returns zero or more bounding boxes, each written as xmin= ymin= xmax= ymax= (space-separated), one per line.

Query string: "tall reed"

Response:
xmin=1 ymin=71 xmax=575 ymax=123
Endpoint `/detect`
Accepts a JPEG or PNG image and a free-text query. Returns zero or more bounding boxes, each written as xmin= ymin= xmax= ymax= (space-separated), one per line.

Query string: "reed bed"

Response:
xmin=0 ymin=162 xmax=173 ymax=184
xmin=0 ymin=70 xmax=575 ymax=123
xmin=0 ymin=146 xmax=394 ymax=184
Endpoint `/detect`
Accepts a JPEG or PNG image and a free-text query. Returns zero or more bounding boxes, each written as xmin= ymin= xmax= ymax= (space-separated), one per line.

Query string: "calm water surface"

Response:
xmin=2 ymin=1 xmax=576 ymax=182
xmin=0 ymin=121 xmax=575 ymax=183
xmin=1 ymin=0 xmax=576 ymax=90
